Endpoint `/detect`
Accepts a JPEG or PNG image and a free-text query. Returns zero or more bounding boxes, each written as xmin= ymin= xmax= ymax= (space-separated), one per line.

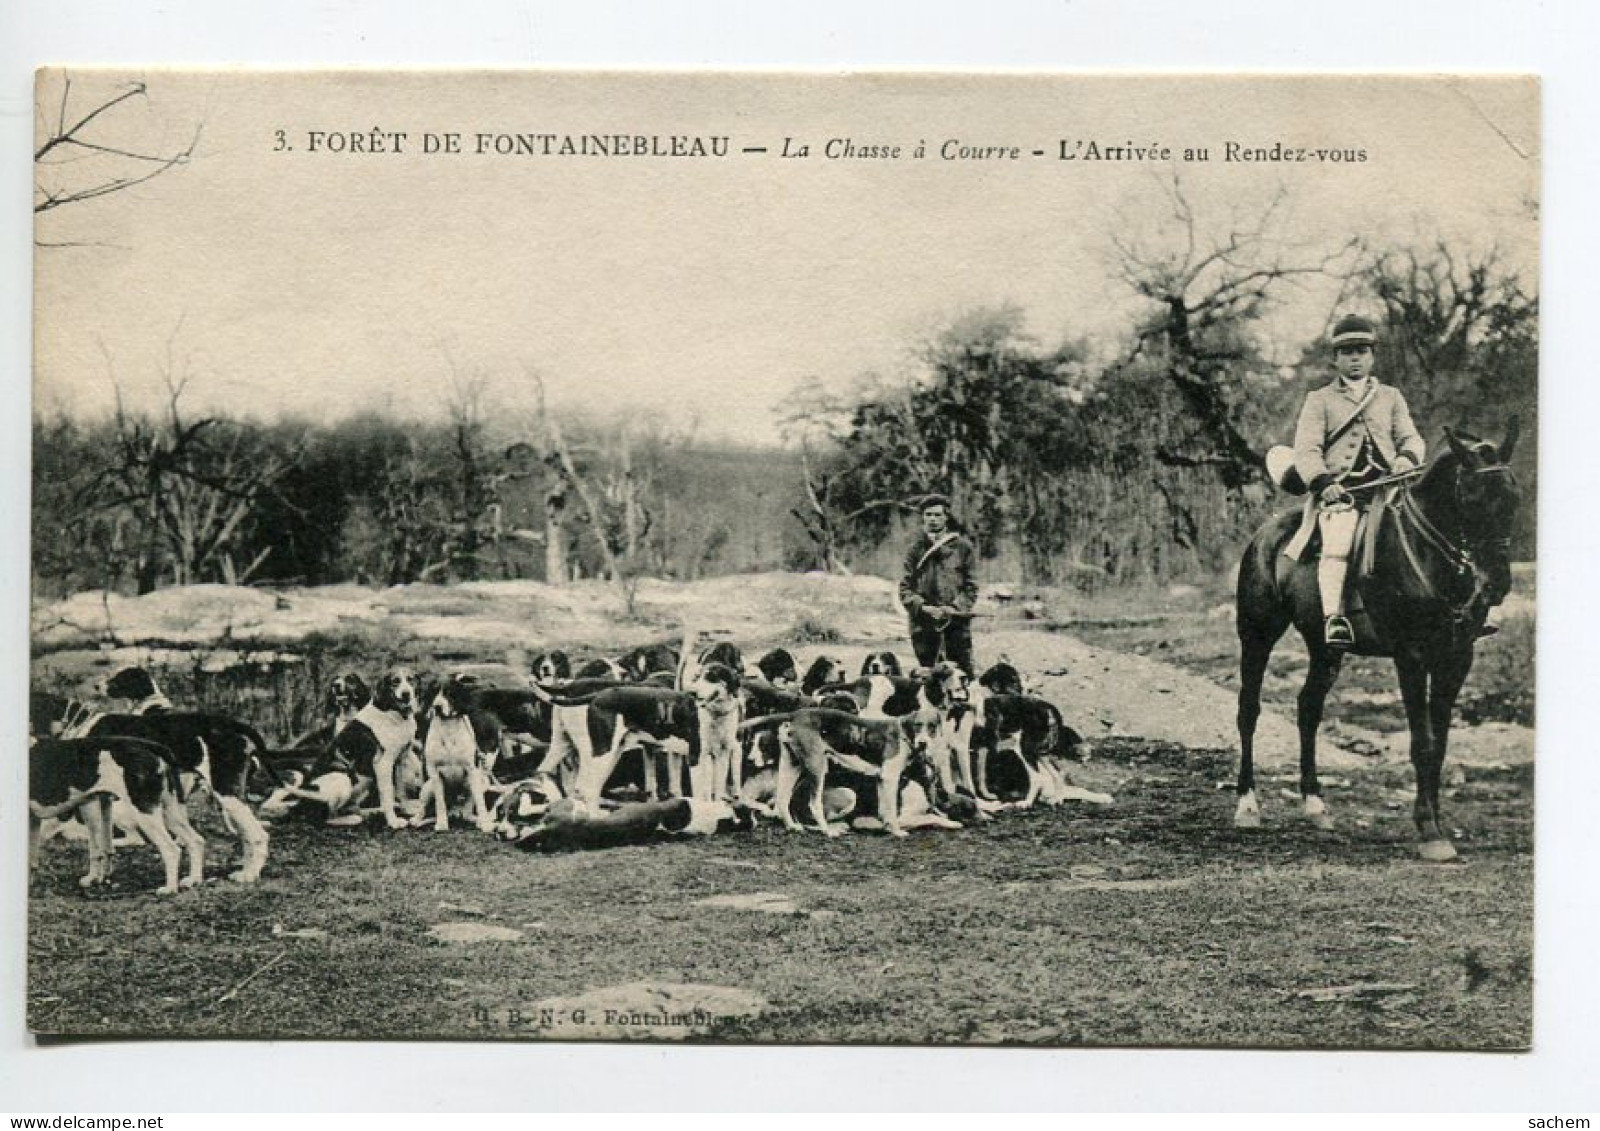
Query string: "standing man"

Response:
xmin=1288 ymin=314 xmax=1426 ymax=647
xmin=898 ymin=493 xmax=979 ymax=673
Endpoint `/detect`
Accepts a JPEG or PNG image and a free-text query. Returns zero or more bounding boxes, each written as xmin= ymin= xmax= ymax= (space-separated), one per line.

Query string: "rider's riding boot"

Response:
xmin=1317 ymin=553 xmax=1353 ymax=647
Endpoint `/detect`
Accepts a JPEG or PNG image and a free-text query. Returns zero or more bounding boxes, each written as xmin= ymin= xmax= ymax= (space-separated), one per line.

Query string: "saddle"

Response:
xmin=1278 ymin=488 xmax=1399 ymax=655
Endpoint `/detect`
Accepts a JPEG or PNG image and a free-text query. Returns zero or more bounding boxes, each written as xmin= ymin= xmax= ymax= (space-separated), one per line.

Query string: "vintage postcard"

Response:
xmin=28 ymin=70 xmax=1537 ymax=1047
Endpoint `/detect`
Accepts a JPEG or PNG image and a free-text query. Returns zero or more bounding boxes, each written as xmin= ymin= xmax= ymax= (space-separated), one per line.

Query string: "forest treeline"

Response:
xmin=32 ymin=228 xmax=1537 ymax=601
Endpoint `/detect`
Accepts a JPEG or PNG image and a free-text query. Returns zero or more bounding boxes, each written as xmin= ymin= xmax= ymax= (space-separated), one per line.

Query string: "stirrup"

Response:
xmin=1324 ymin=615 xmax=1355 ymax=648
xmin=1477 ymin=623 xmax=1500 ymax=640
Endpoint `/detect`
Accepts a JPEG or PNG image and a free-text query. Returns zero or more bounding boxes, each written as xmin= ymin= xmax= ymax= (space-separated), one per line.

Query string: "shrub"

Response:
xmin=789 ymin=614 xmax=842 ymax=644
xmin=1459 ymin=613 xmax=1535 ymax=726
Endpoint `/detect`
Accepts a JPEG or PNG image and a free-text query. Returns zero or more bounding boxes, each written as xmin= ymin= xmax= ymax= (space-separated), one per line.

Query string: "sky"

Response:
xmin=33 ymin=71 xmax=1539 ymax=445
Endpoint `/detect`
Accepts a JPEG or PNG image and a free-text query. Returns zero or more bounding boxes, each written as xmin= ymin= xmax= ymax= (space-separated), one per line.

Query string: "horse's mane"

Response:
xmin=1411 ymin=445 xmax=1461 ymax=499
xmin=1408 ymin=431 xmax=1506 ymax=516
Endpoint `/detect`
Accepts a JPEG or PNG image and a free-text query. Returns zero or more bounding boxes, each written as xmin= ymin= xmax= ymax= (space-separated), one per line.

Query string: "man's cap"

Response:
xmin=1330 ymin=314 xmax=1377 ymax=348
xmin=918 ymin=493 xmax=951 ymax=511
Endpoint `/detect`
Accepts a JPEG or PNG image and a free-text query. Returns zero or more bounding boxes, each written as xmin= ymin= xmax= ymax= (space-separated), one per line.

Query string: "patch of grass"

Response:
xmin=28 ymin=733 xmax=1532 ymax=1048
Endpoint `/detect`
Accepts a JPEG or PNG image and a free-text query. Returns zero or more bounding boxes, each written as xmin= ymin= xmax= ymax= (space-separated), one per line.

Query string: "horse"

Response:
xmin=1233 ymin=420 xmax=1522 ymax=861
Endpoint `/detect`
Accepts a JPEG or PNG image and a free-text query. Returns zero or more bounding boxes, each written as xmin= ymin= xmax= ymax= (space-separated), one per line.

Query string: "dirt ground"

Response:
xmin=27 ymin=574 xmax=1534 ymax=1047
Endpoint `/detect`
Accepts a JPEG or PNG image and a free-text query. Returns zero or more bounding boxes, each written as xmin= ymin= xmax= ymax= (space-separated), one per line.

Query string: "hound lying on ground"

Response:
xmin=512 ymin=795 xmax=756 ymax=851
xmin=30 ymin=735 xmax=199 ymax=895
xmin=975 ymin=694 xmax=1107 ymax=809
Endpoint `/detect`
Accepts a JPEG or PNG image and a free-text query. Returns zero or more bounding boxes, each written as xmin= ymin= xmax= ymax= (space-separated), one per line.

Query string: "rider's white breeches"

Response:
xmin=1317 ymin=503 xmax=1359 ymax=618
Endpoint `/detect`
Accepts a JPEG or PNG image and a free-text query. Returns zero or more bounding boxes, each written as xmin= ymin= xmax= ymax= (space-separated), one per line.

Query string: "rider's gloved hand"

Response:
xmin=1391 ymin=455 xmax=1417 ymax=474
xmin=1320 ymin=483 xmax=1349 ymax=505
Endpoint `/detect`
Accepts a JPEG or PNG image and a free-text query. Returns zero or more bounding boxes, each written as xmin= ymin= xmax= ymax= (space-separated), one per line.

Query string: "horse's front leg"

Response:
xmin=1394 ymin=649 xmax=1450 ymax=860
xmin=1294 ymin=646 xmax=1343 ymax=830
xmin=1419 ymin=645 xmax=1476 ymax=862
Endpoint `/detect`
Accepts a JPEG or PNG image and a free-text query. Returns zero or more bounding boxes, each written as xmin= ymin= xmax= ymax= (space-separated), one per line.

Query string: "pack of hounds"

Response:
xmin=29 ymin=633 xmax=1112 ymax=895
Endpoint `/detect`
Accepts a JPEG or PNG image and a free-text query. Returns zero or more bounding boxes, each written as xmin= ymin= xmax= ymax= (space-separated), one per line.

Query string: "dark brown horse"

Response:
xmin=1234 ymin=421 xmax=1522 ymax=861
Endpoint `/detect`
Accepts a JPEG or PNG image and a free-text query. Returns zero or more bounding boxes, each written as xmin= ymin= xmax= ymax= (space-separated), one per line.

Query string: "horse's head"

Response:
xmin=1439 ymin=418 xmax=1524 ymax=605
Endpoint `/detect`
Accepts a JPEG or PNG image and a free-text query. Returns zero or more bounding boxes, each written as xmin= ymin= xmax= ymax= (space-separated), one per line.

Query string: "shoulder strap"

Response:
xmin=914 ymin=532 xmax=958 ymax=574
xmin=1326 ymin=382 xmax=1380 ymax=447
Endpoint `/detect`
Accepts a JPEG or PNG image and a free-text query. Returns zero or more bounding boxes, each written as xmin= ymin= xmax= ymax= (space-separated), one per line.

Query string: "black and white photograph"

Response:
xmin=26 ymin=69 xmax=1539 ymax=1051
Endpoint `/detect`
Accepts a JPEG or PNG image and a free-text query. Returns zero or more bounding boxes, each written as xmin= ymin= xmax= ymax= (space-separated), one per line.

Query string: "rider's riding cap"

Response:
xmin=919 ymin=493 xmax=951 ymax=512
xmin=1330 ymin=314 xmax=1377 ymax=348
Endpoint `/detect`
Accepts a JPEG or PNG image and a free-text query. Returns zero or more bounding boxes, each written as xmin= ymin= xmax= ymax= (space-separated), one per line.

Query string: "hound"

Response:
xmin=859 ymin=650 xmax=905 ymax=678
xmin=618 ymin=640 xmax=682 ymax=684
xmin=976 ymin=659 xmax=1028 ymax=697
xmin=799 ymin=655 xmax=851 ymax=696
xmin=539 ymin=683 xmax=704 ymax=804
xmin=754 ymin=648 xmax=799 ymax=688
xmin=32 ymin=690 xmax=93 ymax=740
xmin=490 ymin=771 xmax=566 ymax=839
xmin=30 ymin=736 xmax=200 ymax=895
xmin=289 ymin=672 xmax=372 ymax=751
xmin=530 ymin=650 xmax=573 ymax=685
xmin=572 ymin=656 xmax=627 ymax=681
xmin=976 ymin=694 xmax=1104 ymax=809
xmin=742 ymin=708 xmax=942 ymax=838
xmin=686 ymin=662 xmax=744 ymax=802
xmin=258 ymin=667 xmax=420 ymax=829
xmin=411 ymin=673 xmax=502 ymax=832
xmin=78 ymin=667 xmax=276 ymax=883
xmin=512 ymin=794 xmax=756 ymax=851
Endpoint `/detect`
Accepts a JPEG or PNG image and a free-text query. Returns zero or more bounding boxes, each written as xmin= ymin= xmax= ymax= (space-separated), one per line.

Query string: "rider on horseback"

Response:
xmin=1289 ymin=315 xmax=1426 ymax=648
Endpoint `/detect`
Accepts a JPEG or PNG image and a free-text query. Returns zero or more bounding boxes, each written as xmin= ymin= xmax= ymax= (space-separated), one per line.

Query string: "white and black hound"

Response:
xmin=530 ymin=651 xmax=573 ymax=685
xmin=739 ymin=708 xmax=942 ymax=838
xmin=259 ymin=667 xmax=420 ymax=829
xmin=30 ymin=735 xmax=199 ymax=895
xmin=78 ymin=667 xmax=275 ymax=883
xmin=859 ymin=650 xmax=905 ymax=679
xmin=411 ymin=673 xmax=502 ymax=832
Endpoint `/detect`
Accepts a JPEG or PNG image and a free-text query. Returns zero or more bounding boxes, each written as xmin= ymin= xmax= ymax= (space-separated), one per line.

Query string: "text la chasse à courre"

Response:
xmin=272 ymin=128 xmax=1370 ymax=165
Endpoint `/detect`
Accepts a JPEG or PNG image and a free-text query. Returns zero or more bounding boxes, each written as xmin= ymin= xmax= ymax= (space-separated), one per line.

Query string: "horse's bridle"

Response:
xmin=1392 ymin=461 xmax=1516 ymax=621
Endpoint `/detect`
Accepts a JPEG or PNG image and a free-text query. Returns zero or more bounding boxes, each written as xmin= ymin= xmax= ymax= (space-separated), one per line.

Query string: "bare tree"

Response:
xmin=93 ymin=375 xmax=295 ymax=592
xmin=1112 ymin=174 xmax=1358 ymax=488
xmin=34 ymin=75 xmax=200 ymax=239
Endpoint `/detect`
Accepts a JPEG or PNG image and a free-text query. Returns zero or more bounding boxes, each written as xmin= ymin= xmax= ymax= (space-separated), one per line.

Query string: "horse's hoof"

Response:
xmin=1233 ymin=793 xmax=1262 ymax=829
xmin=229 ymin=869 xmax=260 ymax=884
xmin=1304 ymin=796 xmax=1334 ymax=831
xmin=180 ymin=876 xmax=203 ymax=890
xmin=1417 ymin=839 xmax=1459 ymax=863
xmin=156 ymin=885 xmax=179 ymax=896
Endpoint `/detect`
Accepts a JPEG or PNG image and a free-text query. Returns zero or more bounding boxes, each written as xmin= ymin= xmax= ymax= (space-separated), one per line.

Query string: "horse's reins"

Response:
xmin=1387 ymin=461 xmax=1514 ymax=618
